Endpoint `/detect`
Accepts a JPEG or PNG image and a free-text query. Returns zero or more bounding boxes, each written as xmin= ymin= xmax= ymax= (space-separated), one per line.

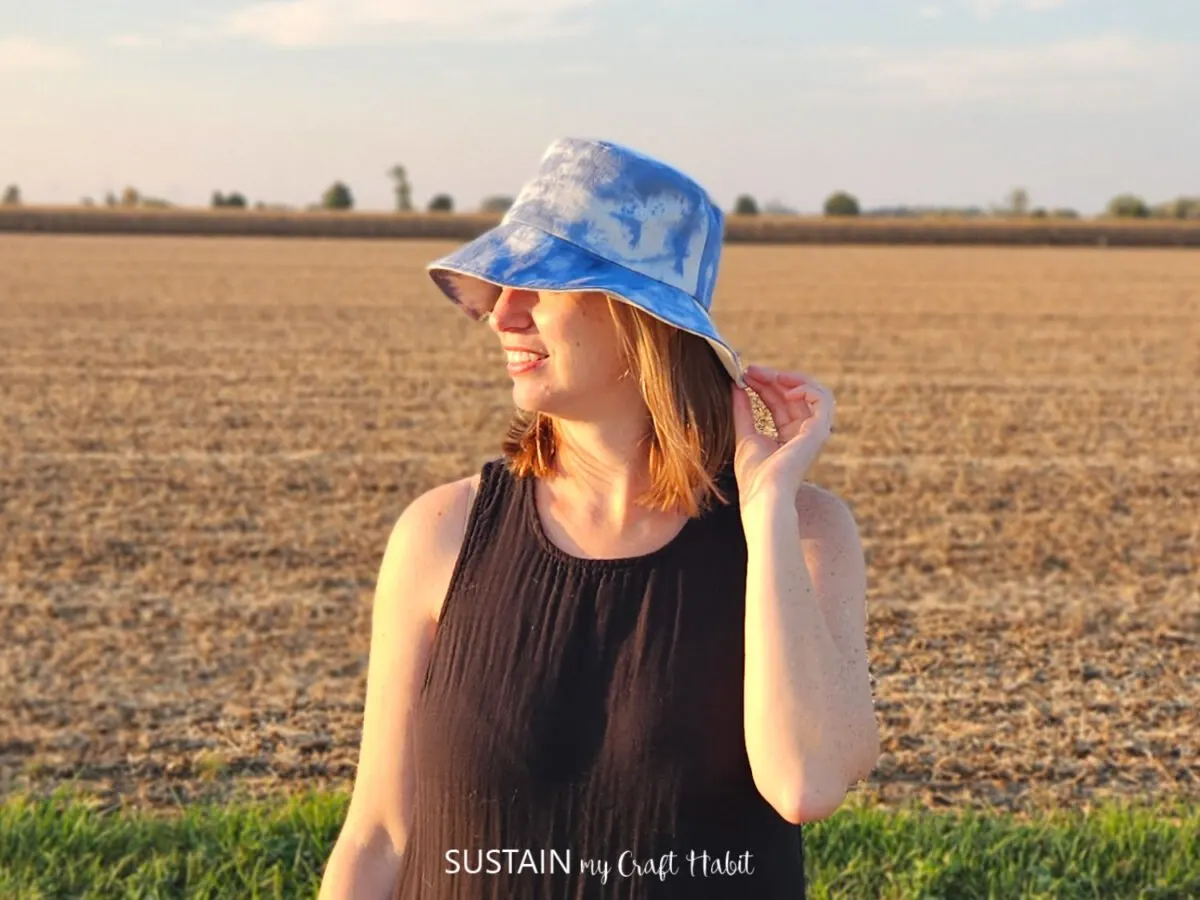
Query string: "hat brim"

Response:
xmin=426 ymin=221 xmax=746 ymax=388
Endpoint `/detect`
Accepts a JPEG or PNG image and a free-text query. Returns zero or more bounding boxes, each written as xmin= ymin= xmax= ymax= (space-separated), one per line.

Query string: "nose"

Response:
xmin=487 ymin=286 xmax=536 ymax=333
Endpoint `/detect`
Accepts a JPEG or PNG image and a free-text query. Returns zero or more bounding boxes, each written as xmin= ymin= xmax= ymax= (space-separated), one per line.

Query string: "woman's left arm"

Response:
xmin=730 ymin=363 xmax=881 ymax=825
xmin=740 ymin=484 xmax=880 ymax=825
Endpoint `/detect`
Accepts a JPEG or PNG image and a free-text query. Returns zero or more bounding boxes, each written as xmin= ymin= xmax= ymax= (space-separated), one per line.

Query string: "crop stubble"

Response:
xmin=1 ymin=235 xmax=1196 ymax=815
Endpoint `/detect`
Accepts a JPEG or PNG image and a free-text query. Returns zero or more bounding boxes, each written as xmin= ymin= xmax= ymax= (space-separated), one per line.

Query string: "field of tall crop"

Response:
xmin=5 ymin=205 xmax=1200 ymax=247
xmin=1 ymin=234 xmax=1197 ymax=825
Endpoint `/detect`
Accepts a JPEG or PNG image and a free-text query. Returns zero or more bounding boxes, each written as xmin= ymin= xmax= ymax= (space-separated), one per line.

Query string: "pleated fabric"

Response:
xmin=392 ymin=457 xmax=806 ymax=899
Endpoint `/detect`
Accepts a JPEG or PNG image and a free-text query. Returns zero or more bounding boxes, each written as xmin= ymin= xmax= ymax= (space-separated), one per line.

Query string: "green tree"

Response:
xmin=104 ymin=191 xmax=118 ymax=207
xmin=120 ymin=186 xmax=140 ymax=207
xmin=1153 ymin=196 xmax=1200 ymax=219
xmin=823 ymin=191 xmax=860 ymax=217
xmin=427 ymin=193 xmax=454 ymax=213
xmin=733 ymin=194 xmax=759 ymax=215
xmin=1178 ymin=197 xmax=1200 ymax=220
xmin=480 ymin=195 xmax=514 ymax=214
xmin=388 ymin=165 xmax=412 ymax=212
xmin=2 ymin=184 xmax=20 ymax=205
xmin=1107 ymin=193 xmax=1149 ymax=218
xmin=212 ymin=191 xmax=247 ymax=209
xmin=322 ymin=181 xmax=354 ymax=211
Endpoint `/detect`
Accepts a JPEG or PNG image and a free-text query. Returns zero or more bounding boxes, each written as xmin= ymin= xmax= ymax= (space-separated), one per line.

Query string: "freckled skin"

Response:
xmin=489 ymin=288 xmax=643 ymax=423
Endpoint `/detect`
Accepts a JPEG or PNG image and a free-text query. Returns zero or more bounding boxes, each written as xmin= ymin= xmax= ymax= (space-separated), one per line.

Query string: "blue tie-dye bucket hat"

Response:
xmin=426 ymin=137 xmax=746 ymax=388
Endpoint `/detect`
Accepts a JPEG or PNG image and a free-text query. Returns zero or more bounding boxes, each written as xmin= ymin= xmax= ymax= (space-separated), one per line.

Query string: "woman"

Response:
xmin=319 ymin=138 xmax=880 ymax=899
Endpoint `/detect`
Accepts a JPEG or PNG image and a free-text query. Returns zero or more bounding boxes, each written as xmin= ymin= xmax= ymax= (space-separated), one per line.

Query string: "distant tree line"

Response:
xmin=212 ymin=191 xmax=247 ymax=209
xmin=5 ymin=185 xmax=173 ymax=209
xmin=3 ymin=174 xmax=1197 ymax=220
xmin=732 ymin=186 xmax=1200 ymax=220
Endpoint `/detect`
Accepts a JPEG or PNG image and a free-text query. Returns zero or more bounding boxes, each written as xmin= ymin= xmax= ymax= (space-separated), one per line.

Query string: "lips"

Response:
xmin=505 ymin=350 xmax=547 ymax=375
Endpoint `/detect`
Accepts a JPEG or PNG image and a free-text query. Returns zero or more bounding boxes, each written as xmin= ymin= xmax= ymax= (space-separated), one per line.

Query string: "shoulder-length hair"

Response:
xmin=500 ymin=293 xmax=737 ymax=517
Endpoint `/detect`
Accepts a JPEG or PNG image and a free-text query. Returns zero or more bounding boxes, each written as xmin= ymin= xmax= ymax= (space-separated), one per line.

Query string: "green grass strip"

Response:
xmin=0 ymin=787 xmax=1195 ymax=898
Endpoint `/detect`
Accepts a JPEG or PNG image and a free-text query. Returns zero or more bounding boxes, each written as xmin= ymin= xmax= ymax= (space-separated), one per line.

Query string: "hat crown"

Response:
xmin=501 ymin=138 xmax=724 ymax=310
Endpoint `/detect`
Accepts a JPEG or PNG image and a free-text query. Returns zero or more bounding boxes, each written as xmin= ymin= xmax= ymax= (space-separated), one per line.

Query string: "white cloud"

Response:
xmin=0 ymin=38 xmax=81 ymax=71
xmin=557 ymin=61 xmax=604 ymax=75
xmin=220 ymin=0 xmax=596 ymax=46
xmin=822 ymin=33 xmax=1196 ymax=109
xmin=962 ymin=0 xmax=1069 ymax=17
xmin=108 ymin=34 xmax=158 ymax=48
xmin=919 ymin=0 xmax=1070 ymax=18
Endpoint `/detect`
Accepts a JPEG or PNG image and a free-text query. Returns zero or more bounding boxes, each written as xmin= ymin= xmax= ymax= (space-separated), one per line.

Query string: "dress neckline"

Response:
xmin=520 ymin=469 xmax=703 ymax=570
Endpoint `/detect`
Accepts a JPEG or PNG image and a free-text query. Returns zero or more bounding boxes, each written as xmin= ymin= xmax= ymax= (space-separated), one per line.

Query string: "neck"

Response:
xmin=547 ymin=413 xmax=662 ymax=526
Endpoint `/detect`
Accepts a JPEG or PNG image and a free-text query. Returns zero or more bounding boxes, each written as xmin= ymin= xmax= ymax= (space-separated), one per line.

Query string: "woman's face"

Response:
xmin=487 ymin=287 xmax=634 ymax=415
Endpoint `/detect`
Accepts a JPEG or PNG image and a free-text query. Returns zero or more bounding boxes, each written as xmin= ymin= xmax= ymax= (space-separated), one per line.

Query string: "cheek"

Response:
xmin=553 ymin=343 xmax=620 ymax=388
xmin=551 ymin=300 xmax=627 ymax=380
xmin=576 ymin=329 xmax=626 ymax=378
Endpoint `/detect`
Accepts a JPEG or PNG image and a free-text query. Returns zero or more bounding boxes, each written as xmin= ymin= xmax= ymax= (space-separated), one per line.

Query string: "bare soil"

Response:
xmin=1 ymin=235 xmax=1196 ymax=815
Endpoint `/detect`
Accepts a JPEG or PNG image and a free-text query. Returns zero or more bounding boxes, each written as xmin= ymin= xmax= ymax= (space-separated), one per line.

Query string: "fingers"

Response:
xmin=746 ymin=365 xmax=815 ymax=420
xmin=774 ymin=370 xmax=808 ymax=387
xmin=755 ymin=365 xmax=818 ymax=392
xmin=744 ymin=370 xmax=791 ymax=419
xmin=783 ymin=383 xmax=822 ymax=406
xmin=744 ymin=365 xmax=836 ymax=440
xmin=749 ymin=366 xmax=830 ymax=402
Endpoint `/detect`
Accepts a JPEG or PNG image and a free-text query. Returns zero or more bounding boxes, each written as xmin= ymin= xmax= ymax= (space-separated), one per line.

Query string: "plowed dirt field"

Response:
xmin=2 ymin=235 xmax=1196 ymax=815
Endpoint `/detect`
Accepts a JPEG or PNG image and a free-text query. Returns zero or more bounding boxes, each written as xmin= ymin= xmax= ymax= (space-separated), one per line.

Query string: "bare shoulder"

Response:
xmin=333 ymin=469 xmax=483 ymax=858
xmin=387 ymin=470 xmax=482 ymax=623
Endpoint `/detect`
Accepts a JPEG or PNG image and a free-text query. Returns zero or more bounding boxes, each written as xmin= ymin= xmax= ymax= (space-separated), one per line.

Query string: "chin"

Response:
xmin=513 ymin=380 xmax=585 ymax=419
xmin=511 ymin=381 xmax=551 ymax=413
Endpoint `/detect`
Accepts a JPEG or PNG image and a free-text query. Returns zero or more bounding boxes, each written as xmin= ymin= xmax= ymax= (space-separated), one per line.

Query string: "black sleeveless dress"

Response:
xmin=392 ymin=457 xmax=806 ymax=899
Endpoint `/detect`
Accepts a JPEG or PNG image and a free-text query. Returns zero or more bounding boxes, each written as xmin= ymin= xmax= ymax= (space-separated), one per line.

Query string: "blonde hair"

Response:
xmin=500 ymin=294 xmax=736 ymax=517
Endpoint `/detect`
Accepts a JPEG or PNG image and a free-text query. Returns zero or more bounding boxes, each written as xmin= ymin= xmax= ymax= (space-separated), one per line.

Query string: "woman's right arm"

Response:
xmin=317 ymin=476 xmax=476 ymax=900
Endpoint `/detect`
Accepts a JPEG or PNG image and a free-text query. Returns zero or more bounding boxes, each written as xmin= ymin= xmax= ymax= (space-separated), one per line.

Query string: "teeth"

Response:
xmin=506 ymin=351 xmax=544 ymax=363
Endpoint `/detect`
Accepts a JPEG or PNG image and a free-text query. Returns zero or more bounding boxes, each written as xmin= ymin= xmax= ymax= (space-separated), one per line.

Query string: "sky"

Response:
xmin=2 ymin=0 xmax=1198 ymax=215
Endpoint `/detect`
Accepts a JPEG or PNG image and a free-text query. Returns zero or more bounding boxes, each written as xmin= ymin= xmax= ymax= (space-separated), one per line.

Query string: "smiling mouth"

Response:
xmin=505 ymin=352 xmax=547 ymax=376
